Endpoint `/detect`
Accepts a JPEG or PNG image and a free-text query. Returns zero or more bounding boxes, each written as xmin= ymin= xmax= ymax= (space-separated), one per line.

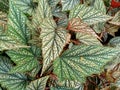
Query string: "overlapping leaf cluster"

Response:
xmin=0 ymin=0 xmax=120 ymax=90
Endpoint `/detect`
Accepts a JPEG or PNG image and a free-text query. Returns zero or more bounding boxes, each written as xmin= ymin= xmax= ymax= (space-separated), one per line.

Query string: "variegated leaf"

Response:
xmin=69 ymin=4 xmax=112 ymax=25
xmin=61 ymin=0 xmax=80 ymax=11
xmin=94 ymin=0 xmax=106 ymax=14
xmin=67 ymin=18 xmax=99 ymax=38
xmin=13 ymin=0 xmax=35 ymax=15
xmin=76 ymin=33 xmax=102 ymax=45
xmin=54 ymin=45 xmax=120 ymax=82
xmin=0 ymin=56 xmax=29 ymax=90
xmin=26 ymin=76 xmax=49 ymax=90
xmin=109 ymin=11 xmax=120 ymax=26
xmin=40 ymin=18 xmax=67 ymax=74
xmin=6 ymin=46 xmax=41 ymax=73
xmin=7 ymin=1 xmax=29 ymax=45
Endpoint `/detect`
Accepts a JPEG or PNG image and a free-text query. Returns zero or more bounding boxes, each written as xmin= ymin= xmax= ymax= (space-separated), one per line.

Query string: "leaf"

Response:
xmin=53 ymin=45 xmax=120 ymax=82
xmin=51 ymin=86 xmax=77 ymax=90
xmin=69 ymin=4 xmax=112 ymax=25
xmin=52 ymin=6 xmax=67 ymax=18
xmin=7 ymin=1 xmax=29 ymax=45
xmin=0 ymin=34 xmax=29 ymax=51
xmin=57 ymin=80 xmax=84 ymax=89
xmin=61 ymin=0 xmax=80 ymax=11
xmin=13 ymin=0 xmax=35 ymax=15
xmin=0 ymin=0 xmax=9 ymax=13
xmin=67 ymin=18 xmax=99 ymax=39
xmin=33 ymin=0 xmax=52 ymax=22
xmin=48 ymin=0 xmax=60 ymax=7
xmin=109 ymin=37 xmax=120 ymax=47
xmin=76 ymin=33 xmax=102 ymax=45
xmin=93 ymin=23 xmax=105 ymax=33
xmin=93 ymin=0 xmax=106 ymax=14
xmin=0 ymin=11 xmax=7 ymax=25
xmin=109 ymin=11 xmax=120 ymax=26
xmin=106 ymin=25 xmax=119 ymax=36
xmin=40 ymin=18 xmax=67 ymax=74
xmin=6 ymin=46 xmax=41 ymax=73
xmin=0 ymin=56 xmax=29 ymax=90
xmin=29 ymin=0 xmax=52 ymax=46
xmin=26 ymin=76 xmax=49 ymax=90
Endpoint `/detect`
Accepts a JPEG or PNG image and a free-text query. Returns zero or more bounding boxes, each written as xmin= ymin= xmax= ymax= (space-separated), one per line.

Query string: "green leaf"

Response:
xmin=93 ymin=0 xmax=106 ymax=14
xmin=69 ymin=4 xmax=112 ymax=25
xmin=40 ymin=18 xmax=67 ymax=74
xmin=54 ymin=45 xmax=120 ymax=82
xmin=26 ymin=76 xmax=49 ymax=90
xmin=76 ymin=33 xmax=102 ymax=45
xmin=13 ymin=0 xmax=35 ymax=15
xmin=7 ymin=1 xmax=29 ymax=45
xmin=48 ymin=0 xmax=60 ymax=7
xmin=61 ymin=0 xmax=80 ymax=11
xmin=6 ymin=46 xmax=41 ymax=73
xmin=0 ymin=0 xmax=9 ymax=13
xmin=0 ymin=34 xmax=29 ymax=51
xmin=0 ymin=56 xmax=29 ymax=90
xmin=109 ymin=37 xmax=120 ymax=47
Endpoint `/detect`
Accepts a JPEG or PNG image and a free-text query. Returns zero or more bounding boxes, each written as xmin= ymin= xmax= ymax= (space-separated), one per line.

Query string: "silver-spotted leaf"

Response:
xmin=6 ymin=46 xmax=41 ymax=73
xmin=94 ymin=0 xmax=106 ymax=14
xmin=69 ymin=4 xmax=112 ymax=25
xmin=26 ymin=76 xmax=49 ymax=90
xmin=7 ymin=1 xmax=29 ymax=45
xmin=54 ymin=45 xmax=120 ymax=82
xmin=0 ymin=56 xmax=28 ymax=90
xmin=33 ymin=0 xmax=52 ymax=22
xmin=13 ymin=0 xmax=35 ymax=15
xmin=0 ymin=34 xmax=29 ymax=51
xmin=76 ymin=33 xmax=101 ymax=45
xmin=40 ymin=18 xmax=67 ymax=74
xmin=61 ymin=0 xmax=80 ymax=11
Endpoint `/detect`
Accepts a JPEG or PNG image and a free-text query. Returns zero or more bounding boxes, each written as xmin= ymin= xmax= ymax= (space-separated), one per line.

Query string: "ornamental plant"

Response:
xmin=0 ymin=0 xmax=120 ymax=90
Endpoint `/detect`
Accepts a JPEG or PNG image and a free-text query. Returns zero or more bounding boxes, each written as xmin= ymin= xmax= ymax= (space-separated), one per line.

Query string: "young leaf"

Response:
xmin=7 ymin=1 xmax=29 ymax=45
xmin=0 ymin=56 xmax=29 ymax=90
xmin=61 ymin=0 xmax=80 ymax=11
xmin=76 ymin=33 xmax=102 ymax=45
xmin=13 ymin=0 xmax=35 ymax=15
xmin=54 ymin=45 xmax=120 ymax=82
xmin=26 ymin=76 xmax=49 ymax=90
xmin=6 ymin=46 xmax=41 ymax=73
xmin=69 ymin=4 xmax=112 ymax=25
xmin=40 ymin=18 xmax=67 ymax=74
xmin=67 ymin=18 xmax=99 ymax=39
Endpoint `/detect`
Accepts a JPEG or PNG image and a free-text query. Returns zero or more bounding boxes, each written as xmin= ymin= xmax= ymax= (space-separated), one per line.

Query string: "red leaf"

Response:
xmin=111 ymin=0 xmax=120 ymax=8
